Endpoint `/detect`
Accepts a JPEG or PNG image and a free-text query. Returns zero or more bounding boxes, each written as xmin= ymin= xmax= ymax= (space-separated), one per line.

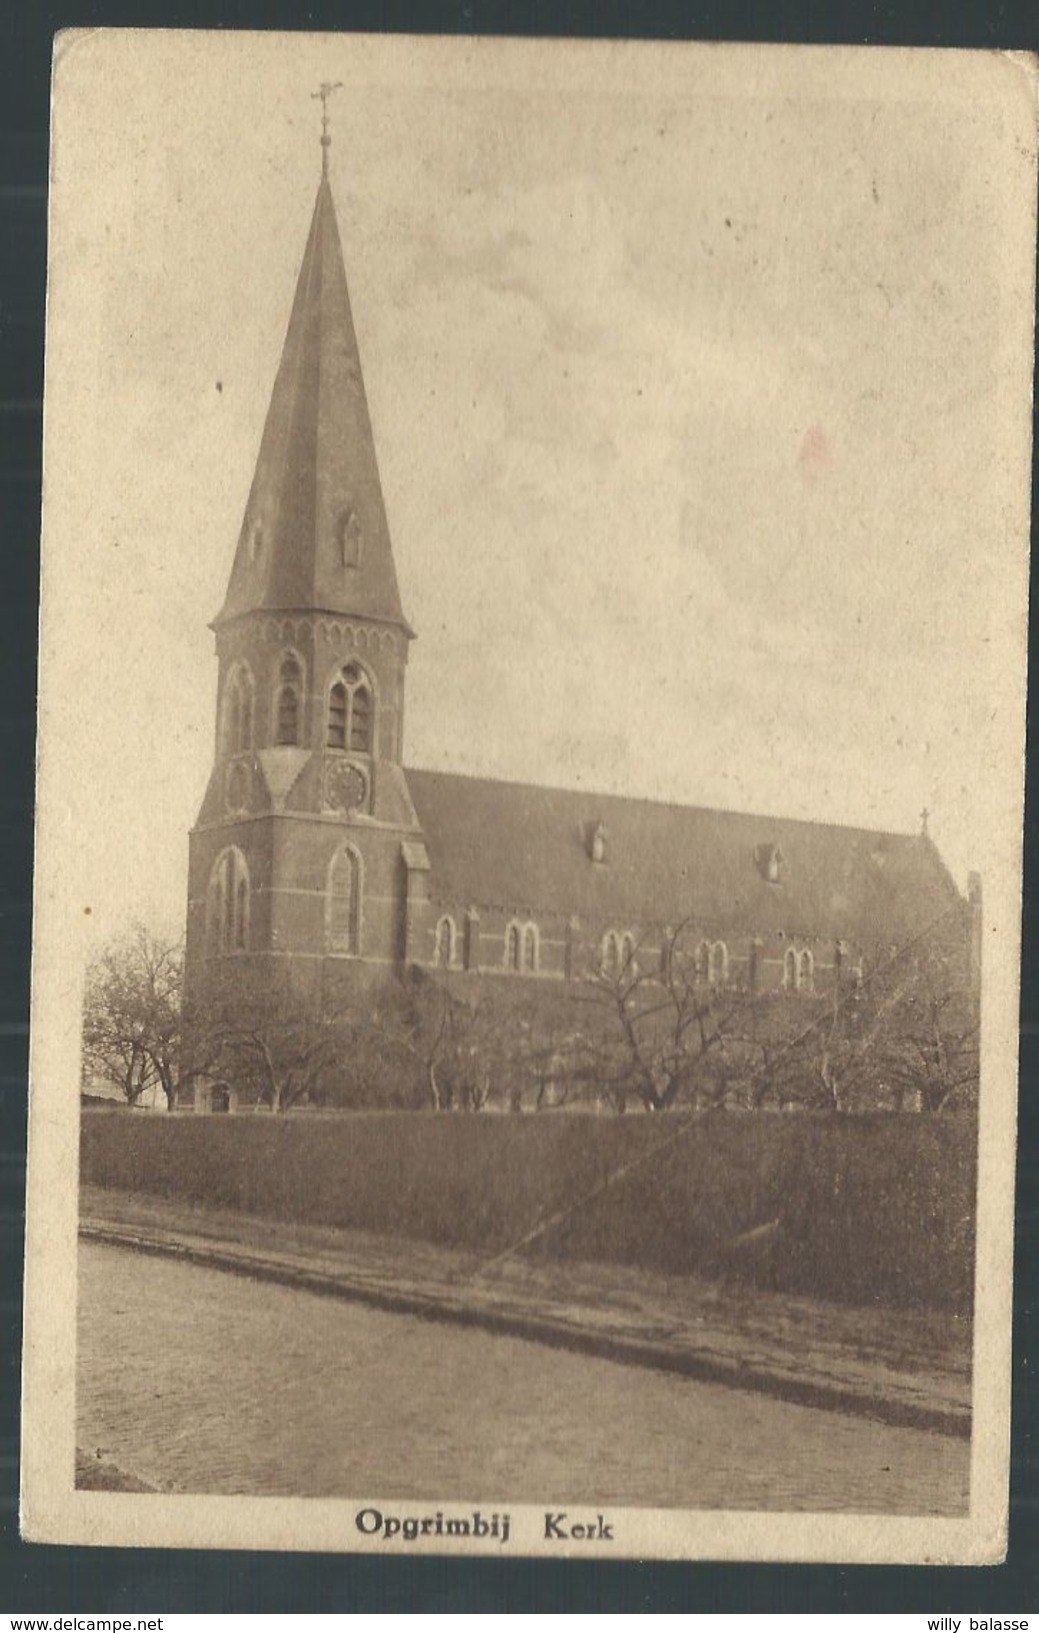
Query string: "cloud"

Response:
xmin=46 ymin=62 xmax=1023 ymax=932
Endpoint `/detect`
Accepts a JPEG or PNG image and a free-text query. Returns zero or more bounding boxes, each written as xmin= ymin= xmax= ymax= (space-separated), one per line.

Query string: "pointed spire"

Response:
xmin=216 ymin=154 xmax=411 ymax=635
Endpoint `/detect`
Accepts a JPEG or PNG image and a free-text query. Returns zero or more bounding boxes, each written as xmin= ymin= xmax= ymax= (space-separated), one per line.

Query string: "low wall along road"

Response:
xmin=80 ymin=1109 xmax=977 ymax=1313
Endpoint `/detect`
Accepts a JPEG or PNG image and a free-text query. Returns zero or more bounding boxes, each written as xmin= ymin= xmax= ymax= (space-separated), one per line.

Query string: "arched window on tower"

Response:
xmin=328 ymin=681 xmax=347 ymax=750
xmin=234 ymin=877 xmax=248 ymax=951
xmin=275 ymin=654 xmax=303 ymax=746
xmin=522 ymin=923 xmax=539 ymax=974
xmin=222 ymin=664 xmax=254 ymax=756
xmin=327 ymin=846 xmax=362 ymax=955
xmin=228 ymin=689 xmax=241 ymax=753
xmin=207 ymin=848 xmax=250 ymax=955
xmin=799 ymin=949 xmax=814 ymax=993
xmin=327 ymin=662 xmax=373 ymax=753
xmin=348 ymin=666 xmax=372 ymax=751
xmin=505 ymin=923 xmax=521 ymax=972
xmin=208 ymin=862 xmax=225 ymax=953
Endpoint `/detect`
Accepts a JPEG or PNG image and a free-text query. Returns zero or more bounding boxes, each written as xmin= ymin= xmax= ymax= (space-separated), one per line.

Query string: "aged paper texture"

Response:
xmin=22 ymin=30 xmax=1037 ymax=1561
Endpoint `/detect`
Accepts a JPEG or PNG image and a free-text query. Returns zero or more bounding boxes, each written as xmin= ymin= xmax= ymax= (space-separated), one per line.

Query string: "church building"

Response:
xmin=183 ymin=139 xmax=980 ymax=1071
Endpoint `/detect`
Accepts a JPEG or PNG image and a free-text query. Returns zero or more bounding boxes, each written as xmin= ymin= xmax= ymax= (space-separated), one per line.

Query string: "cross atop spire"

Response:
xmin=312 ymin=81 xmax=343 ymax=176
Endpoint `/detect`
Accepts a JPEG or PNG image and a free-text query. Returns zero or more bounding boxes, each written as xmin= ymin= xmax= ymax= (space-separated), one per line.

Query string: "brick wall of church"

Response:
xmin=409 ymin=892 xmax=853 ymax=999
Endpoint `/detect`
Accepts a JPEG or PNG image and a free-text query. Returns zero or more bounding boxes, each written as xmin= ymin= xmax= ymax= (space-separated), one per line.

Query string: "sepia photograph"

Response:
xmin=21 ymin=31 xmax=1036 ymax=1561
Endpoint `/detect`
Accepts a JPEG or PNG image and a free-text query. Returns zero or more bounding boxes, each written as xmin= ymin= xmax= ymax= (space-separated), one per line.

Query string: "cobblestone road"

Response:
xmin=78 ymin=1242 xmax=969 ymax=1513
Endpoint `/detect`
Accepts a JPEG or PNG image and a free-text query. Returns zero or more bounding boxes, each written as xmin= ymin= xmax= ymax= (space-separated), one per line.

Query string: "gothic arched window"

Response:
xmin=275 ymin=653 xmax=303 ymax=747
xmin=234 ymin=878 xmax=248 ymax=951
xmin=697 ymin=940 xmax=711 ymax=984
xmin=348 ymin=667 xmax=372 ymax=751
xmin=327 ymin=846 xmax=362 ymax=955
xmin=505 ymin=923 xmax=521 ymax=971
xmin=222 ymin=663 xmax=254 ymax=756
xmin=522 ymin=924 xmax=539 ymax=974
xmin=328 ymin=682 xmax=347 ymax=749
xmin=435 ymin=915 xmax=457 ymax=967
xmin=601 ymin=931 xmax=619 ymax=977
xmin=799 ymin=949 xmax=814 ymax=993
xmin=208 ymin=865 xmax=225 ymax=954
xmin=784 ymin=948 xmax=798 ymax=990
xmin=327 ymin=662 xmax=373 ymax=753
xmin=207 ymin=847 xmax=250 ymax=955
xmin=619 ymin=932 xmax=636 ymax=973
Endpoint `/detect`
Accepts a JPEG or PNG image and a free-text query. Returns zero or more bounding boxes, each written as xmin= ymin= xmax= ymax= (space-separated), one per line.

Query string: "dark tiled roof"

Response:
xmin=406 ymin=767 xmax=964 ymax=946
xmin=216 ymin=178 xmax=410 ymax=632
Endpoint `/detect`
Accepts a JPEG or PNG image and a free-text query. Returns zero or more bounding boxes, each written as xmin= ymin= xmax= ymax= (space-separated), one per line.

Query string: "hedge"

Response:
xmin=80 ymin=1109 xmax=977 ymax=1313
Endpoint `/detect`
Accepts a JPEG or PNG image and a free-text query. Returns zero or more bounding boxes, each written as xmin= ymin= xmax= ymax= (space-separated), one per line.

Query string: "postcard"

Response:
xmin=22 ymin=30 xmax=1037 ymax=1561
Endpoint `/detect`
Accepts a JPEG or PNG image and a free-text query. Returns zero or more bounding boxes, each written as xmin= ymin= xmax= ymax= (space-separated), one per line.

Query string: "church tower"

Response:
xmin=184 ymin=121 xmax=428 ymax=1020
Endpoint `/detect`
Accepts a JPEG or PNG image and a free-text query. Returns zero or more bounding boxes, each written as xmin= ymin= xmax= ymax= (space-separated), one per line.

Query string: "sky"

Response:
xmin=39 ymin=34 xmax=1035 ymax=949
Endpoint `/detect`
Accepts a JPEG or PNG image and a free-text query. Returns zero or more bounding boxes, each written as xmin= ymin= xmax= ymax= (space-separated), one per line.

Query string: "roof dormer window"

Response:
xmin=755 ymin=842 xmax=785 ymax=884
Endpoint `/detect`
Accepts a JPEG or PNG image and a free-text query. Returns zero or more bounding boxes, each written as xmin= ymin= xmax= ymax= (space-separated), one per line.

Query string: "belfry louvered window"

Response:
xmin=327 ymin=663 xmax=373 ymax=753
xmin=349 ymin=668 xmax=372 ymax=750
xmin=223 ymin=664 xmax=254 ymax=756
xmin=275 ymin=654 xmax=303 ymax=746
xmin=328 ymin=683 xmax=347 ymax=749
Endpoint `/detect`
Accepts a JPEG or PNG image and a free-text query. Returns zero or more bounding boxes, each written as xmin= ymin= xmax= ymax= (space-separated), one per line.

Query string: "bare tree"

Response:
xmin=341 ymin=976 xmax=585 ymax=1113
xmin=743 ymin=934 xmax=980 ymax=1115
xmin=355 ymin=973 xmax=517 ymax=1112
xmin=351 ymin=972 xmax=462 ymax=1111
xmin=81 ymin=924 xmax=185 ymax=1108
xmin=568 ymin=918 xmax=979 ymax=1116
xmin=813 ymin=942 xmax=979 ymax=1113
xmin=574 ymin=923 xmax=758 ymax=1113
xmin=192 ymin=971 xmax=342 ymax=1114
